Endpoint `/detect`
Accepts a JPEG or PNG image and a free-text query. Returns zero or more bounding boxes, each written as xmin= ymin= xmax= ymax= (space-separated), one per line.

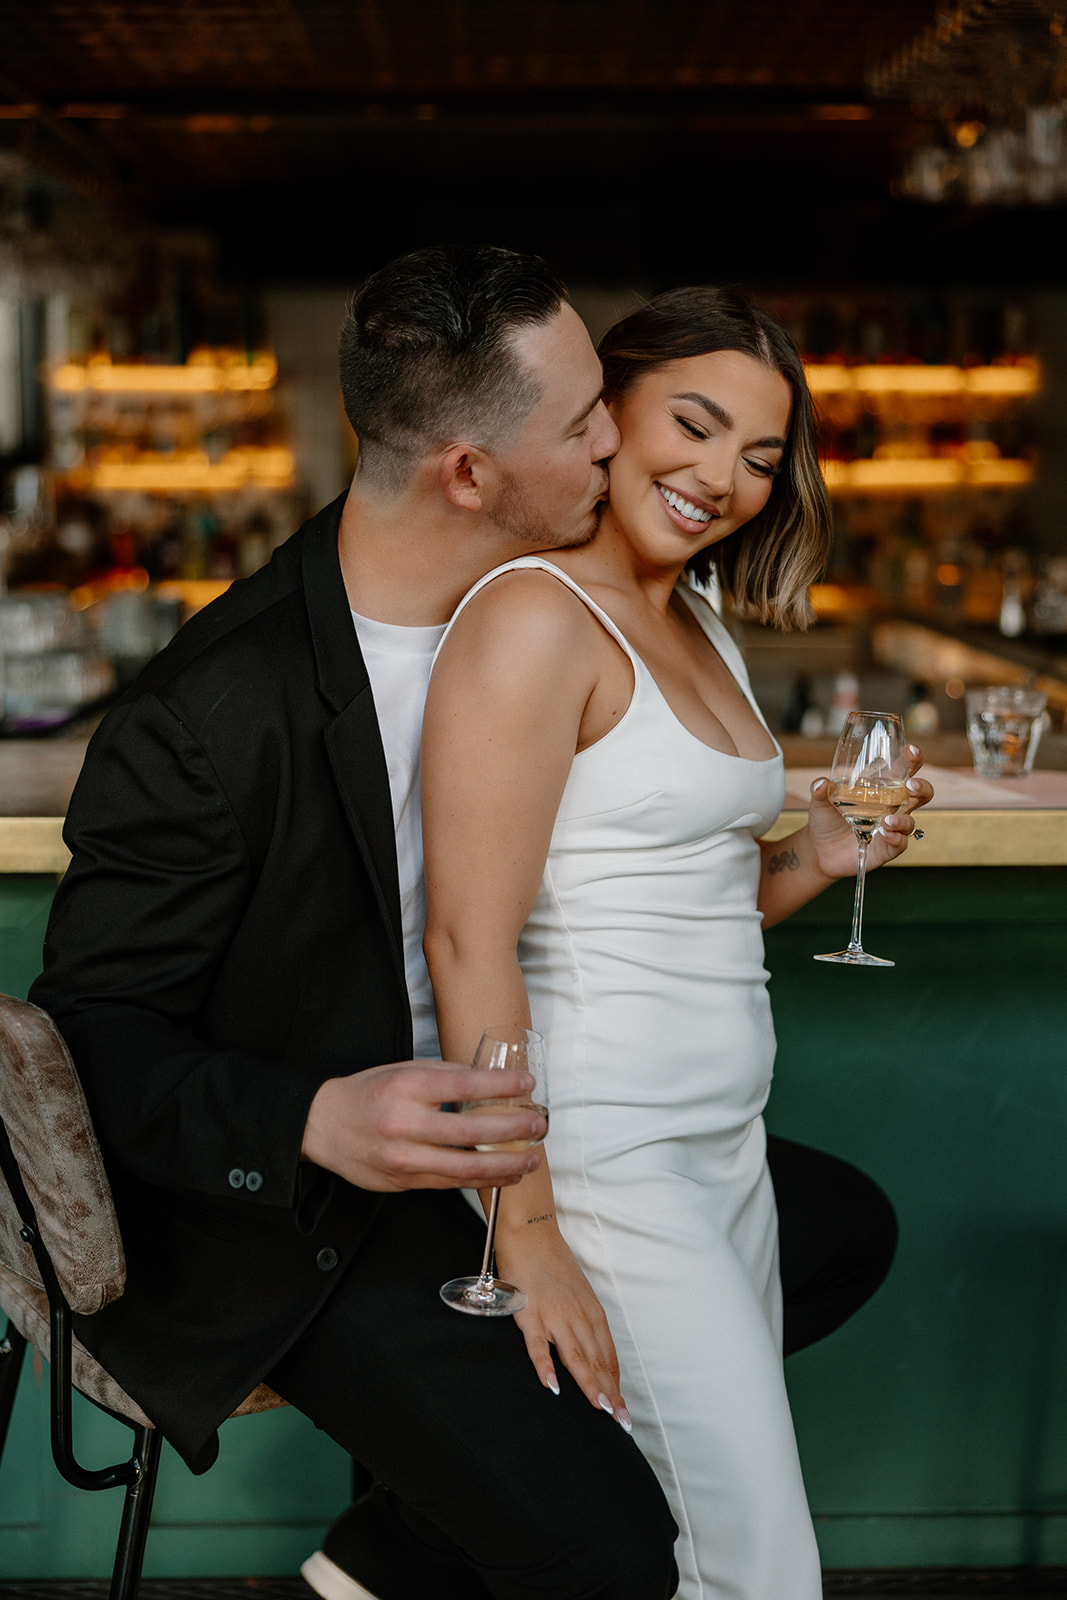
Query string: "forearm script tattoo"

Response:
xmin=768 ymin=846 xmax=800 ymax=875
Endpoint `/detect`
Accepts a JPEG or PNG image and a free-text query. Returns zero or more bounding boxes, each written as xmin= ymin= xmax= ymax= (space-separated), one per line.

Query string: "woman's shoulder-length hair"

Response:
xmin=597 ymin=286 xmax=832 ymax=630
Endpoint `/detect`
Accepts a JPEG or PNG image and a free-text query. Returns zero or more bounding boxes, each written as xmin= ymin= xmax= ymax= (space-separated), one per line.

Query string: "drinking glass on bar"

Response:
xmin=965 ymin=685 xmax=1047 ymax=778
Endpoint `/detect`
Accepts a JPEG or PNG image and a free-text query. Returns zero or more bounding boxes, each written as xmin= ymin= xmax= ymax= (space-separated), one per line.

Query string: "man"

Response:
xmin=31 ymin=244 xmax=678 ymax=1600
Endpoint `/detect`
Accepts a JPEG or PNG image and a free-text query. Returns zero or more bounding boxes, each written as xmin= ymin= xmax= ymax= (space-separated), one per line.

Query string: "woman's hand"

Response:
xmin=808 ymin=741 xmax=935 ymax=880
xmin=495 ymin=1222 xmax=632 ymax=1432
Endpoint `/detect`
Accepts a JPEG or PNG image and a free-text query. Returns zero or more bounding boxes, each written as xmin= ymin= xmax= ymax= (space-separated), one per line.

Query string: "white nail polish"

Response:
xmin=546 ymin=1374 xmax=560 ymax=1396
xmin=618 ymin=1407 xmax=633 ymax=1433
xmin=598 ymin=1392 xmax=614 ymax=1414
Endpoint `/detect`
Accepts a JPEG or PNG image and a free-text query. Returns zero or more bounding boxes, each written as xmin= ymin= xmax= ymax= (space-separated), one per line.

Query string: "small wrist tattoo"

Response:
xmin=526 ymin=1211 xmax=555 ymax=1225
xmin=768 ymin=847 xmax=800 ymax=875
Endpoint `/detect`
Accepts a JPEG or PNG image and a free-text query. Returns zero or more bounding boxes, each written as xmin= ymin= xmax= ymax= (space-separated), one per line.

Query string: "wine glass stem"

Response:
xmin=477 ymin=1186 xmax=502 ymax=1286
xmin=848 ymin=836 xmax=871 ymax=953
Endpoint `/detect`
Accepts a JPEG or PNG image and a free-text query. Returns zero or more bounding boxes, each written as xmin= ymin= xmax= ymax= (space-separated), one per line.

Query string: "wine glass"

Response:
xmin=439 ymin=1026 xmax=548 ymax=1317
xmin=814 ymin=711 xmax=909 ymax=969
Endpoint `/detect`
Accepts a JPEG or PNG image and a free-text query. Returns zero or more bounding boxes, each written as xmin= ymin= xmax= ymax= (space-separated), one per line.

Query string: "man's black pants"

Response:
xmin=270 ymin=1136 xmax=896 ymax=1598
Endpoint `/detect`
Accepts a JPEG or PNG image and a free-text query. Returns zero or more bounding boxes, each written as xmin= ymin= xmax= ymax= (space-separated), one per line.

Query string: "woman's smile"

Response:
xmin=655 ymin=482 xmax=719 ymax=529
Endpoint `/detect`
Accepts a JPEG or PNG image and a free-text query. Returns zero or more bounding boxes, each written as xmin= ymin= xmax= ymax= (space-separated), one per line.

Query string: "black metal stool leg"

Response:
xmin=0 ymin=1323 xmax=28 ymax=1459
xmin=109 ymin=1423 xmax=163 ymax=1600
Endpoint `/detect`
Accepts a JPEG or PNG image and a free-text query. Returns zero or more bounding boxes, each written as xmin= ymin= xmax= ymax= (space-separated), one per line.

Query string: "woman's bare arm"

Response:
xmin=422 ymin=570 xmax=631 ymax=1425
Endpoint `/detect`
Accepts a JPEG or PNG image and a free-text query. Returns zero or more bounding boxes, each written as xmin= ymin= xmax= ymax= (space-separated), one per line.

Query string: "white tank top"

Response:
xmin=351 ymin=609 xmax=444 ymax=1058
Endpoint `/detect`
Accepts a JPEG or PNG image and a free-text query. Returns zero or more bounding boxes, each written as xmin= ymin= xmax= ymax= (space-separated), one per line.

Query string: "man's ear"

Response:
xmin=439 ymin=443 xmax=492 ymax=511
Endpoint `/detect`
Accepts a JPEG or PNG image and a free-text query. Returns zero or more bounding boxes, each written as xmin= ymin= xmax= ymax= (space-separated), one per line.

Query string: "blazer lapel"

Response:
xmin=300 ymin=503 xmax=406 ymax=989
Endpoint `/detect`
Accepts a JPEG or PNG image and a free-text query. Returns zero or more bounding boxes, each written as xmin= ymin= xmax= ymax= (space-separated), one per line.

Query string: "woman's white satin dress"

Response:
xmin=443 ymin=559 xmax=823 ymax=1600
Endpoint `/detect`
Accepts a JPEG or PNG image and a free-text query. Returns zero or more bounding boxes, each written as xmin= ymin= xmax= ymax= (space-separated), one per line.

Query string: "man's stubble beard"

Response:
xmin=490 ymin=470 xmax=606 ymax=554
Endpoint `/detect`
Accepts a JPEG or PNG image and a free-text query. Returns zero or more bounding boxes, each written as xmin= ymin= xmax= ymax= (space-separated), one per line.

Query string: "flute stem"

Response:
xmin=848 ymin=836 xmax=870 ymax=953
xmin=477 ymin=1187 xmax=502 ymax=1285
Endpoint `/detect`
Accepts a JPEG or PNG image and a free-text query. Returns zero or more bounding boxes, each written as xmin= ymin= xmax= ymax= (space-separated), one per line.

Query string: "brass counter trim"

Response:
xmin=0 ymin=819 xmax=70 ymax=875
xmin=3 ymin=809 xmax=1065 ymax=875
xmin=767 ymin=809 xmax=1067 ymax=867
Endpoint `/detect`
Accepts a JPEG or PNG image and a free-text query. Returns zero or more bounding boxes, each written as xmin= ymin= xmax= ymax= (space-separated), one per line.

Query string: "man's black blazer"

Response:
xmin=31 ymin=494 xmax=413 ymax=1472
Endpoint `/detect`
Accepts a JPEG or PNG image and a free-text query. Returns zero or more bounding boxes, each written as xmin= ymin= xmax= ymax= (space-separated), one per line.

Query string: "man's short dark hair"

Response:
xmin=338 ymin=244 xmax=569 ymax=492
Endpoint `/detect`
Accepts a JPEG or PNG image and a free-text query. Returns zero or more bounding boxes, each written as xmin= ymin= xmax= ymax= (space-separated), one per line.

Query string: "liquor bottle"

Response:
xmin=826 ymin=672 xmax=861 ymax=735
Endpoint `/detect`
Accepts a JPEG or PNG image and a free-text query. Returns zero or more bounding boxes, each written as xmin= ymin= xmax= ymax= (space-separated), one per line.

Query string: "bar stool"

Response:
xmin=0 ymin=992 xmax=287 ymax=1599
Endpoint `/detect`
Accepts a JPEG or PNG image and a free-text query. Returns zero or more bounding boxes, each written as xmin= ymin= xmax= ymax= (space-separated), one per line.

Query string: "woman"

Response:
xmin=421 ymin=287 xmax=930 ymax=1598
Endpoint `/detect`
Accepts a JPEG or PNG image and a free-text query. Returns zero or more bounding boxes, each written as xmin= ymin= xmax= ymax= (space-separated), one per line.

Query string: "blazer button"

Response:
xmin=228 ymin=1168 xmax=245 ymax=1189
xmin=245 ymin=1171 xmax=263 ymax=1192
xmin=316 ymin=1247 xmax=339 ymax=1273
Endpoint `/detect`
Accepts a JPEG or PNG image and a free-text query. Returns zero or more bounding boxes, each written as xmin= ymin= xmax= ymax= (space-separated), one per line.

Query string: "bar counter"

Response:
xmin=3 ymin=731 xmax=1065 ymax=873
xmin=1 ymin=728 xmax=1065 ymax=1576
xmin=773 ymin=731 xmax=1067 ymax=866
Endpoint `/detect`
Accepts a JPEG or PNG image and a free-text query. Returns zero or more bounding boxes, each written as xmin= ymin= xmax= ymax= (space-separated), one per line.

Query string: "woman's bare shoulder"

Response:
xmin=445 ymin=564 xmax=602 ymax=660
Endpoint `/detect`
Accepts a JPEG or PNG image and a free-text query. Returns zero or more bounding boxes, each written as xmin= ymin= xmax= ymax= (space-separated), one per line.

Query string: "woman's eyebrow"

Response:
xmin=673 ymin=390 xmax=733 ymax=429
xmin=672 ymin=391 xmax=787 ymax=450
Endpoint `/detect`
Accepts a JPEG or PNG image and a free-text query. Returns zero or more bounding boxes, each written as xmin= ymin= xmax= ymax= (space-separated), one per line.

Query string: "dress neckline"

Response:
xmin=468 ymin=558 xmax=782 ymax=766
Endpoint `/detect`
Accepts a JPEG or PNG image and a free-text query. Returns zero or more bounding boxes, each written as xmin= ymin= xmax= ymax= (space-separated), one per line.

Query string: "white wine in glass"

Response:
xmin=439 ymin=1026 xmax=547 ymax=1317
xmin=815 ymin=711 xmax=909 ymax=968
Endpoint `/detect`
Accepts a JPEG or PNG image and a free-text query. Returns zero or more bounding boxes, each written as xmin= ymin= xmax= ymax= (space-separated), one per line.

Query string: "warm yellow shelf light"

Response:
xmin=69 ymin=448 xmax=295 ymax=493
xmin=52 ymin=353 xmax=279 ymax=395
xmin=822 ymin=457 xmax=1034 ymax=493
xmin=804 ymin=363 xmax=1038 ymax=397
xmin=155 ymin=579 xmax=234 ymax=613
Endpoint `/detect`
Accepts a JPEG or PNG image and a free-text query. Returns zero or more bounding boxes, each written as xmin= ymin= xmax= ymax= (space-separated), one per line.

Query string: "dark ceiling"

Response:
xmin=0 ymin=1 xmax=1062 ymax=286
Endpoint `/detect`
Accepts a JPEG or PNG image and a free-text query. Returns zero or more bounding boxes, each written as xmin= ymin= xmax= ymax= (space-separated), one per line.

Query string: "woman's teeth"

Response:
xmin=657 ymin=485 xmax=713 ymax=524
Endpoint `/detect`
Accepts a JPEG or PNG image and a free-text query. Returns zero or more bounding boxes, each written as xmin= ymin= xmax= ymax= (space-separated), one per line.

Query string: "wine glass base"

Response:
xmin=439 ymin=1276 xmax=528 ymax=1316
xmin=814 ymin=949 xmax=895 ymax=968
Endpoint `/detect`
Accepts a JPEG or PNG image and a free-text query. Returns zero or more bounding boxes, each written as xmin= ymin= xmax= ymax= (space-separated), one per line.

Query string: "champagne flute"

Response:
xmin=440 ymin=1026 xmax=548 ymax=1316
xmin=814 ymin=711 xmax=909 ymax=969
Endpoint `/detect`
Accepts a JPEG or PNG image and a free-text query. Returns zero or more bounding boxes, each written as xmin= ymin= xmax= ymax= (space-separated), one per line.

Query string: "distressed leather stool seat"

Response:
xmin=0 ymin=992 xmax=287 ymax=1598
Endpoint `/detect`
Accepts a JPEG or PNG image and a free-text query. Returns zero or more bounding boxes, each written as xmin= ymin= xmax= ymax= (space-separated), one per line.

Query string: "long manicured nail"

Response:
xmin=617 ymin=1407 xmax=633 ymax=1433
xmin=907 ymin=777 xmax=923 ymax=792
xmin=908 ymin=744 xmax=920 ymax=756
xmin=545 ymin=1373 xmax=560 ymax=1396
xmin=598 ymin=1392 xmax=614 ymax=1415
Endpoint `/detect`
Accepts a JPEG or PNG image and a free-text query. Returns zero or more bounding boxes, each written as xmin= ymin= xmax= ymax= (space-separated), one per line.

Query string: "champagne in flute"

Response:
xmin=815 ymin=712 xmax=909 ymax=968
xmin=827 ymin=778 xmax=909 ymax=834
xmin=440 ymin=1027 xmax=548 ymax=1316
xmin=471 ymin=1102 xmax=549 ymax=1153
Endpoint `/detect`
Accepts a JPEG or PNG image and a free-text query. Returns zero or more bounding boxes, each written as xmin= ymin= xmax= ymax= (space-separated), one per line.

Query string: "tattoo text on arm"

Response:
xmin=768 ymin=846 xmax=800 ymax=875
xmin=526 ymin=1211 xmax=556 ymax=1226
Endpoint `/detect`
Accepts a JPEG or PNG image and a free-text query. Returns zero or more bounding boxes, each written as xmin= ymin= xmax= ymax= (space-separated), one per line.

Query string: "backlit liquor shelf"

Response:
xmin=47 ymin=350 xmax=294 ymax=495
xmin=51 ymin=352 xmax=279 ymax=393
xmin=804 ymin=363 xmax=1038 ymax=398
xmin=821 ymin=456 xmax=1033 ymax=492
xmin=46 ymin=355 xmax=1036 ymax=499
xmin=58 ymin=449 xmax=296 ymax=493
xmin=803 ymin=360 xmax=1038 ymax=496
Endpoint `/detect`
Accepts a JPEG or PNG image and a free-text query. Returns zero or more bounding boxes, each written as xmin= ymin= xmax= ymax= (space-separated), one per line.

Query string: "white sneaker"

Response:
xmin=301 ymin=1549 xmax=382 ymax=1600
